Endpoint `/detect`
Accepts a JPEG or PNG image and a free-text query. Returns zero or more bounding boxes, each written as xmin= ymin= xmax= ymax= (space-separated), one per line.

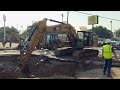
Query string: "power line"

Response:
xmin=73 ymin=11 xmax=120 ymax=22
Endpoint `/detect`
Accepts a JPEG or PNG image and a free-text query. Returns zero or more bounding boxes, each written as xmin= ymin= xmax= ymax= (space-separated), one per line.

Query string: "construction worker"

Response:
xmin=2 ymin=40 xmax=7 ymax=47
xmin=9 ymin=40 xmax=12 ymax=48
xmin=102 ymin=39 xmax=119 ymax=77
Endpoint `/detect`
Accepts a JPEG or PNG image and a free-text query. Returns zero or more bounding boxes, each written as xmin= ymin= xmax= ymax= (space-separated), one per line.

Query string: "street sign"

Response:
xmin=88 ymin=15 xmax=98 ymax=25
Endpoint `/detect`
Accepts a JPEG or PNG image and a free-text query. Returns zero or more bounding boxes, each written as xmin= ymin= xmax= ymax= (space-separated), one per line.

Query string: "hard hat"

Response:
xmin=106 ymin=39 xmax=111 ymax=43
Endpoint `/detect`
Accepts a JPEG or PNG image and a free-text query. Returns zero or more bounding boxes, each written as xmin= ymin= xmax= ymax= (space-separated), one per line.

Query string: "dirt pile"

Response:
xmin=0 ymin=54 xmax=103 ymax=79
xmin=0 ymin=61 xmax=24 ymax=79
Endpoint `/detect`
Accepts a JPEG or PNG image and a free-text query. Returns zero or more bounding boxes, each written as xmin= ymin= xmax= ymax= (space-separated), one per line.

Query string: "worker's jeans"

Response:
xmin=103 ymin=59 xmax=112 ymax=75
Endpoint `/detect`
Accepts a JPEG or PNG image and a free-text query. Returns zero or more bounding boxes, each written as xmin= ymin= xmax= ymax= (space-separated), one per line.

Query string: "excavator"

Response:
xmin=18 ymin=18 xmax=99 ymax=77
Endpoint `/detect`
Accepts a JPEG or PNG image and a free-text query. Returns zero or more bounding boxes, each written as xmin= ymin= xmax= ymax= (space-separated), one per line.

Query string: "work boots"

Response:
xmin=107 ymin=74 xmax=112 ymax=77
xmin=103 ymin=72 xmax=112 ymax=77
xmin=103 ymin=72 xmax=106 ymax=75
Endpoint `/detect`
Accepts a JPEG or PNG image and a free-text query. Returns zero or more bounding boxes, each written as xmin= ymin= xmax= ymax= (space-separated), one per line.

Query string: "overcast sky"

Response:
xmin=0 ymin=11 xmax=120 ymax=33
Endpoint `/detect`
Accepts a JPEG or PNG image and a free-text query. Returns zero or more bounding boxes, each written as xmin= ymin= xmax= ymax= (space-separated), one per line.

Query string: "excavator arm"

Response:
xmin=19 ymin=18 xmax=47 ymax=76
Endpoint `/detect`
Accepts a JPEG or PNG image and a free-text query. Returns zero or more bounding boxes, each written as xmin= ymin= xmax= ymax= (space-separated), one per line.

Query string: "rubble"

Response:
xmin=0 ymin=61 xmax=24 ymax=79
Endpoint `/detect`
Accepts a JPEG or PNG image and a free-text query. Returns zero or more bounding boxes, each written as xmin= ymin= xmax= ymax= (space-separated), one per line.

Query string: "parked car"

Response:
xmin=110 ymin=38 xmax=120 ymax=49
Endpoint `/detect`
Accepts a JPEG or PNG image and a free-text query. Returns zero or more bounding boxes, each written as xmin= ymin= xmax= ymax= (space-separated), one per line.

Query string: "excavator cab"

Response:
xmin=42 ymin=32 xmax=71 ymax=50
xmin=45 ymin=33 xmax=67 ymax=49
xmin=77 ymin=31 xmax=93 ymax=47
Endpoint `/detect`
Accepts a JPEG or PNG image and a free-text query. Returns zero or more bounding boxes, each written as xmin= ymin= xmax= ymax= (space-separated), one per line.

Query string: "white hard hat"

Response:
xmin=106 ymin=39 xmax=111 ymax=43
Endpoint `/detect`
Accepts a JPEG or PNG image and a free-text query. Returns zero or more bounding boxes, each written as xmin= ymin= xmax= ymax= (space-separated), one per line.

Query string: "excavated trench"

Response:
xmin=0 ymin=54 xmax=102 ymax=79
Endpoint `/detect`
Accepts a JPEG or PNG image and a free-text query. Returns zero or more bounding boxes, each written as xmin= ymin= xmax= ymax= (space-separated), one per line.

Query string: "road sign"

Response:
xmin=88 ymin=15 xmax=98 ymax=25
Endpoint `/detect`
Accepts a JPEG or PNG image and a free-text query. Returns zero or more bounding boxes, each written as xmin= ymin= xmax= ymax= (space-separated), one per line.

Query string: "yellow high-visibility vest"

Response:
xmin=103 ymin=44 xmax=113 ymax=59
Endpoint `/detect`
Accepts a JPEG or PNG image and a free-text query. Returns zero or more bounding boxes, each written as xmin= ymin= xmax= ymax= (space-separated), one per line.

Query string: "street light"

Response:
xmin=110 ymin=21 xmax=114 ymax=37
xmin=110 ymin=21 xmax=112 ymax=32
xmin=3 ymin=14 xmax=6 ymax=42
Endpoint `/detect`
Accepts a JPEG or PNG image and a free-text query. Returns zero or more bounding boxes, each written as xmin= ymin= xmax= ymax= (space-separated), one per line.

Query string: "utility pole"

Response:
xmin=92 ymin=24 xmax=94 ymax=32
xmin=110 ymin=21 xmax=114 ymax=37
xmin=61 ymin=14 xmax=63 ymax=22
xmin=20 ymin=26 xmax=23 ymax=34
xmin=67 ymin=11 xmax=69 ymax=24
xmin=3 ymin=14 xmax=6 ymax=43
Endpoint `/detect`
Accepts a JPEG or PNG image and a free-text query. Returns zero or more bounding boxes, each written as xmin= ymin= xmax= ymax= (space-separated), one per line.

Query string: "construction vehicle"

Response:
xmin=18 ymin=18 xmax=99 ymax=77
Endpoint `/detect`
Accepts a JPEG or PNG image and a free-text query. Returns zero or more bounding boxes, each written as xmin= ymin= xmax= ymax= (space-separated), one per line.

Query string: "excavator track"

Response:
xmin=55 ymin=47 xmax=99 ymax=60
xmin=72 ymin=49 xmax=99 ymax=59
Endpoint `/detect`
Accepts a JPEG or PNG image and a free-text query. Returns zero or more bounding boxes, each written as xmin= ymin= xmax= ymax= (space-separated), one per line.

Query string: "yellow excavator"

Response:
xmin=18 ymin=18 xmax=99 ymax=77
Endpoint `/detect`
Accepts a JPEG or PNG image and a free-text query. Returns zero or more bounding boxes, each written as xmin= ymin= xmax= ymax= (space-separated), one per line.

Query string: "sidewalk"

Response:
xmin=0 ymin=42 xmax=19 ymax=50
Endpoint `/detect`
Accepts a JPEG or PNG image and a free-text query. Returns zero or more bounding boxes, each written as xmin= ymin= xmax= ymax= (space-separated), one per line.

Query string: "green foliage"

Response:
xmin=0 ymin=26 xmax=20 ymax=42
xmin=21 ymin=22 xmax=36 ymax=39
xmin=89 ymin=26 xmax=113 ymax=39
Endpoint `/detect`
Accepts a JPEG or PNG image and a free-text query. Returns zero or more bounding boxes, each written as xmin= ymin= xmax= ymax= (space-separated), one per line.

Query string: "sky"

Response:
xmin=0 ymin=11 xmax=120 ymax=33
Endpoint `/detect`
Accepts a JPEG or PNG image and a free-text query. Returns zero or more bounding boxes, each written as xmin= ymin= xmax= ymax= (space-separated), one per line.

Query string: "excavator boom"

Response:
xmin=19 ymin=18 xmax=47 ymax=77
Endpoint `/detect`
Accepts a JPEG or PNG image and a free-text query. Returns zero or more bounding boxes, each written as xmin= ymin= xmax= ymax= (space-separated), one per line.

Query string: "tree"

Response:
xmin=21 ymin=22 xmax=36 ymax=39
xmin=0 ymin=26 xmax=20 ymax=42
xmin=89 ymin=26 xmax=113 ymax=39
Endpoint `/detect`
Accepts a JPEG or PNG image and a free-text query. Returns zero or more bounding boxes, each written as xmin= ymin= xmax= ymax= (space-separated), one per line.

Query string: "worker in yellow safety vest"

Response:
xmin=102 ymin=39 xmax=119 ymax=77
